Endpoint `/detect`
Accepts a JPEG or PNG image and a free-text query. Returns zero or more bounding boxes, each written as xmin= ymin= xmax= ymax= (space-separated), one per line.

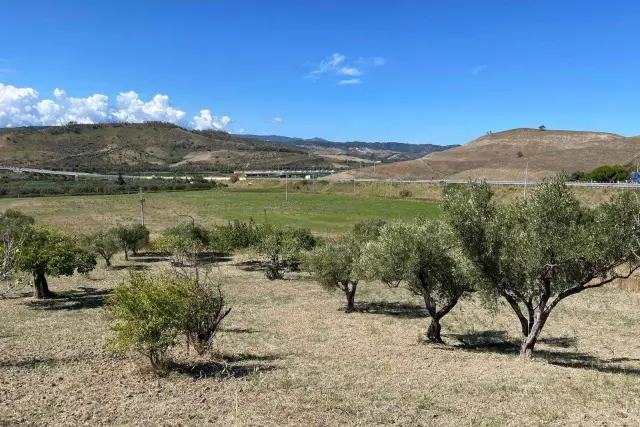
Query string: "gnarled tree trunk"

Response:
xmin=423 ymin=292 xmax=463 ymax=344
xmin=426 ymin=316 xmax=443 ymax=343
xmin=345 ymin=282 xmax=358 ymax=312
xmin=519 ymin=310 xmax=549 ymax=358
xmin=33 ymin=270 xmax=54 ymax=299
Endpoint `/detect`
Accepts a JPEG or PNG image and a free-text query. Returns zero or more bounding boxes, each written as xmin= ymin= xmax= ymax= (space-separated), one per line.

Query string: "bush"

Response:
xmin=229 ymin=174 xmax=240 ymax=184
xmin=155 ymin=222 xmax=211 ymax=265
xmin=399 ymin=189 xmax=413 ymax=198
xmin=107 ymin=270 xmax=231 ymax=373
xmin=352 ymin=219 xmax=387 ymax=242
xmin=252 ymin=224 xmax=317 ymax=280
xmin=583 ymin=165 xmax=630 ymax=182
xmin=180 ymin=269 xmax=231 ymax=355
xmin=212 ymin=219 xmax=260 ymax=252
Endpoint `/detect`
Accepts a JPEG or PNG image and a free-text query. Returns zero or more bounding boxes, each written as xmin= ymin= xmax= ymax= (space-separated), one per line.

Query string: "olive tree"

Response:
xmin=304 ymin=235 xmax=363 ymax=312
xmin=1 ymin=210 xmax=35 ymax=297
xmin=442 ymin=177 xmax=640 ymax=357
xmin=88 ymin=229 xmax=120 ymax=267
xmin=114 ymin=223 xmax=150 ymax=260
xmin=17 ymin=226 xmax=97 ymax=299
xmin=361 ymin=220 xmax=477 ymax=343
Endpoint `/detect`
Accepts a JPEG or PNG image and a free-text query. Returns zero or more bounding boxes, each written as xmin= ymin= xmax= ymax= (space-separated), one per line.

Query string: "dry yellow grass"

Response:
xmin=1 ymin=252 xmax=639 ymax=426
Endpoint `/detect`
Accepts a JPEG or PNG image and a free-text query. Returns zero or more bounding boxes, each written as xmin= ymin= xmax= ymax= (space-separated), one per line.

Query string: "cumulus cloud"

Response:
xmin=0 ymin=83 xmax=232 ymax=130
xmin=272 ymin=117 xmax=283 ymax=123
xmin=338 ymin=79 xmax=362 ymax=85
xmin=306 ymin=53 xmax=383 ymax=84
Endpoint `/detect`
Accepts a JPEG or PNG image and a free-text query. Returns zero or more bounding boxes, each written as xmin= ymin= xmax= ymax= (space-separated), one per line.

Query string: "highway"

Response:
xmin=2 ymin=166 xmax=640 ymax=189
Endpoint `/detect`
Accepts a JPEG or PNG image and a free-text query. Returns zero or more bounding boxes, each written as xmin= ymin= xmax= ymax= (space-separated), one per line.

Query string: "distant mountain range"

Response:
xmin=238 ymin=134 xmax=458 ymax=163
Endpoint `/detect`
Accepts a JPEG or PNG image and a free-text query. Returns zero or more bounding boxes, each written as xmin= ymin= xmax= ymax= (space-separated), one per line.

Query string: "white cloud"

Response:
xmin=272 ymin=117 xmax=283 ymax=123
xmin=471 ymin=65 xmax=488 ymax=75
xmin=0 ymin=83 xmax=232 ymax=130
xmin=309 ymin=53 xmax=346 ymax=76
xmin=338 ymin=79 xmax=362 ymax=85
xmin=338 ymin=67 xmax=362 ymax=76
xmin=237 ymin=128 xmax=245 ymax=133
xmin=192 ymin=109 xmax=232 ymax=130
xmin=306 ymin=53 xmax=382 ymax=84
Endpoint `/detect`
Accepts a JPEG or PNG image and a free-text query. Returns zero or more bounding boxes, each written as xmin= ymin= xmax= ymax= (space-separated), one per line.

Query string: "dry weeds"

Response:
xmin=1 ymin=252 xmax=639 ymax=426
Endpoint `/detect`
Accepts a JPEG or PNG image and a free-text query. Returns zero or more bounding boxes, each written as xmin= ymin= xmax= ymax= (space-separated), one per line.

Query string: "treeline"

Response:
xmin=0 ymin=173 xmax=226 ymax=198
xmin=570 ymin=165 xmax=632 ymax=182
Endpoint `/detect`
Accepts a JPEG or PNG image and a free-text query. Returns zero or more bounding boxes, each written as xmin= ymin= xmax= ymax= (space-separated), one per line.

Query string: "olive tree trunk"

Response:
xmin=423 ymin=292 xmax=463 ymax=344
xmin=344 ymin=282 xmax=358 ymax=312
xmin=33 ymin=270 xmax=54 ymax=299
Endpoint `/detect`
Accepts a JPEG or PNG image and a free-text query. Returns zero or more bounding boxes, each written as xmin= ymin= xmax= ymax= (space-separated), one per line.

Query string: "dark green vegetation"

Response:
xmin=0 ymin=171 xmax=225 ymax=198
xmin=576 ymin=164 xmax=632 ymax=182
xmin=0 ymin=122 xmax=332 ymax=173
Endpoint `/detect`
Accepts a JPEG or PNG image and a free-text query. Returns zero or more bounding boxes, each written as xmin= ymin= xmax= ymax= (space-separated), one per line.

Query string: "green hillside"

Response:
xmin=0 ymin=122 xmax=331 ymax=173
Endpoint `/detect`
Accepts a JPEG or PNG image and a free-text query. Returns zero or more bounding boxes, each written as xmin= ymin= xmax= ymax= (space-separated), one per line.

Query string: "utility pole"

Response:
xmin=523 ymin=162 xmax=529 ymax=202
xmin=139 ymin=188 xmax=146 ymax=225
xmin=285 ymin=173 xmax=288 ymax=201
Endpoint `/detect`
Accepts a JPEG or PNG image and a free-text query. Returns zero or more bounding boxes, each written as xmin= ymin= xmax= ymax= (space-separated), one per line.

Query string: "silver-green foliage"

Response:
xmin=442 ymin=176 xmax=640 ymax=356
xmin=360 ymin=220 xmax=477 ymax=342
xmin=304 ymin=235 xmax=362 ymax=312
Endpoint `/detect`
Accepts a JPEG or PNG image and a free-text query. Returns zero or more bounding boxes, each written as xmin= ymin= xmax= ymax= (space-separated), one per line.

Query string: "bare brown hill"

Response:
xmin=331 ymin=128 xmax=640 ymax=181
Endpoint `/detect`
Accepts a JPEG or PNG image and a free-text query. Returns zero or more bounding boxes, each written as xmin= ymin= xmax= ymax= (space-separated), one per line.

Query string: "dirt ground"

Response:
xmin=1 ymin=252 xmax=639 ymax=426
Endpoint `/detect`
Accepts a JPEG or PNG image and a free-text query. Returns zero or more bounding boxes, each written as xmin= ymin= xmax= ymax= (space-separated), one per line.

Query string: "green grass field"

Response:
xmin=0 ymin=187 xmax=440 ymax=234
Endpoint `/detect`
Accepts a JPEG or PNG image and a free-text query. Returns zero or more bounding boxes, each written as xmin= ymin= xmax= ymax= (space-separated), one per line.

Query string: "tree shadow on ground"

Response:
xmin=196 ymin=252 xmax=233 ymax=264
xmin=24 ymin=286 xmax=111 ymax=311
xmin=0 ymin=356 xmax=87 ymax=369
xmin=444 ymin=330 xmax=640 ymax=376
xmin=111 ymin=264 xmax=148 ymax=271
xmin=220 ymin=327 xmax=261 ymax=334
xmin=352 ymin=301 xmax=428 ymax=318
xmin=235 ymin=260 xmax=269 ymax=272
xmin=171 ymin=353 xmax=279 ymax=380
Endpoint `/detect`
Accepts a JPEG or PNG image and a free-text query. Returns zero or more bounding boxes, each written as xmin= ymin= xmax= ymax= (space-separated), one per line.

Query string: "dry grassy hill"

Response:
xmin=331 ymin=128 xmax=640 ymax=181
xmin=0 ymin=122 xmax=330 ymax=173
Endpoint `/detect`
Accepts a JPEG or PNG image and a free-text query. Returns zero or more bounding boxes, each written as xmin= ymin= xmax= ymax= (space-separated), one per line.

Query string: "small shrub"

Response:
xmin=155 ymin=222 xmax=211 ymax=265
xmin=107 ymin=270 xmax=231 ymax=372
xmin=229 ymin=174 xmax=240 ymax=184
xmin=399 ymin=189 xmax=413 ymax=198
xmin=107 ymin=272 xmax=189 ymax=373
xmin=252 ymin=224 xmax=317 ymax=280
xmin=516 ymin=150 xmax=524 ymax=158
xmin=212 ymin=219 xmax=260 ymax=252
xmin=352 ymin=219 xmax=387 ymax=242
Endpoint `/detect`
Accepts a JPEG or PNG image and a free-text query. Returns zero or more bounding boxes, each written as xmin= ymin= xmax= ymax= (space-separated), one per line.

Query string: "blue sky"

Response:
xmin=1 ymin=0 xmax=639 ymax=144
